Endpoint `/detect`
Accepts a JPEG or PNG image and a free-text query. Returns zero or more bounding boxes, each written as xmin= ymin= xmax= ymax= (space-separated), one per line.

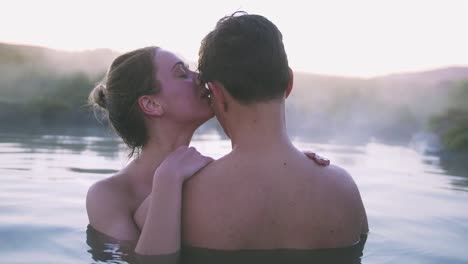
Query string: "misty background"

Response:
xmin=2 ymin=1 xmax=468 ymax=263
xmin=1 ymin=42 xmax=467 ymax=156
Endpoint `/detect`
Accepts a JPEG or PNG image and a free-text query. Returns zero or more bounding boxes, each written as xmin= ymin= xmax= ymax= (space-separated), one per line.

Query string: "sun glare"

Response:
xmin=1 ymin=0 xmax=467 ymax=77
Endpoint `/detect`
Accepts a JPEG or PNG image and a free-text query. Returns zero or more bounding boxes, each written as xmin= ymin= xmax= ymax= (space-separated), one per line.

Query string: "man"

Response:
xmin=183 ymin=12 xmax=368 ymax=251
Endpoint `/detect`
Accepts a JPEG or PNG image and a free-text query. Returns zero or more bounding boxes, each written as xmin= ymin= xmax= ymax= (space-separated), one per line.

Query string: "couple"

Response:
xmin=86 ymin=12 xmax=368 ymax=263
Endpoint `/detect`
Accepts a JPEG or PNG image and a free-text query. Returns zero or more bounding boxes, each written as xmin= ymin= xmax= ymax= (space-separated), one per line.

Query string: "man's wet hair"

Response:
xmin=198 ymin=11 xmax=290 ymax=104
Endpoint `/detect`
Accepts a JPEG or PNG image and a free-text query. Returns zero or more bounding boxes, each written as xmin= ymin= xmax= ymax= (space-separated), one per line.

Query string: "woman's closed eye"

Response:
xmin=176 ymin=68 xmax=187 ymax=78
xmin=175 ymin=64 xmax=191 ymax=79
xmin=177 ymin=71 xmax=188 ymax=78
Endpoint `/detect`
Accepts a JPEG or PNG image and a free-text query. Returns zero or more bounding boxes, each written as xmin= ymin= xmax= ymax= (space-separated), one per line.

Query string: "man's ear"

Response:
xmin=138 ymin=95 xmax=165 ymax=117
xmin=207 ymin=82 xmax=228 ymax=112
xmin=285 ymin=68 xmax=294 ymax=98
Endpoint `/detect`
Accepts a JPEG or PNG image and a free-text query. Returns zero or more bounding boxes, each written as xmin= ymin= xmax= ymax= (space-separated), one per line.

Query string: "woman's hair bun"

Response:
xmin=89 ymin=82 xmax=107 ymax=109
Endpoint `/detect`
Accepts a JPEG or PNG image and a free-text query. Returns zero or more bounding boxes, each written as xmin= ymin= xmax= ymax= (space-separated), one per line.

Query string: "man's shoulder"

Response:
xmin=327 ymin=164 xmax=358 ymax=187
xmin=183 ymin=153 xmax=237 ymax=206
xmin=320 ymin=164 xmax=353 ymax=181
xmin=191 ymin=152 xmax=234 ymax=180
xmin=315 ymin=164 xmax=368 ymax=235
xmin=310 ymin=164 xmax=360 ymax=195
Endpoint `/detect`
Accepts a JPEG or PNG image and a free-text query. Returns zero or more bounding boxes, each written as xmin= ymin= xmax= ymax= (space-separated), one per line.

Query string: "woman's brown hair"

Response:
xmin=89 ymin=46 xmax=160 ymax=157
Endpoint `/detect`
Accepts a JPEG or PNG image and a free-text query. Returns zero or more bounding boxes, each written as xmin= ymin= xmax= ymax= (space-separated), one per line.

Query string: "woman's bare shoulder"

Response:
xmin=86 ymin=173 xmax=139 ymax=241
xmin=87 ymin=173 xmax=131 ymax=203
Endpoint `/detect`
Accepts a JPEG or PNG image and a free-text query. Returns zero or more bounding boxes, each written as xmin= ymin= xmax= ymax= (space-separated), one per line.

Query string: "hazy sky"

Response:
xmin=1 ymin=0 xmax=467 ymax=77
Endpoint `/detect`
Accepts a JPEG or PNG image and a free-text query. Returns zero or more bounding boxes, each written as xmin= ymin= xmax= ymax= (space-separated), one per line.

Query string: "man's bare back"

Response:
xmin=182 ymin=146 xmax=368 ymax=250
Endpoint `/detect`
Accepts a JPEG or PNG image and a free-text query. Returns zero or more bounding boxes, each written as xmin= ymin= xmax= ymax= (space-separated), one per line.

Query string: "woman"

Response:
xmin=87 ymin=45 xmax=214 ymax=250
xmin=86 ymin=46 xmax=329 ymax=261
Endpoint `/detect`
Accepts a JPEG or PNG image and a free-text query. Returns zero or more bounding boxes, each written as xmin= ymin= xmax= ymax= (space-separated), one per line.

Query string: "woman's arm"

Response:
xmin=134 ymin=146 xmax=213 ymax=261
xmin=135 ymin=175 xmax=184 ymax=261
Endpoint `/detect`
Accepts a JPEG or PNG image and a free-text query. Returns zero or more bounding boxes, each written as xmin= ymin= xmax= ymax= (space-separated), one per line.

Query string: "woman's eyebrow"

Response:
xmin=171 ymin=61 xmax=190 ymax=71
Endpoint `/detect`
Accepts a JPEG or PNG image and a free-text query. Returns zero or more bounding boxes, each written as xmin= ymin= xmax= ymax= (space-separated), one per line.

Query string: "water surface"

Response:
xmin=0 ymin=132 xmax=467 ymax=263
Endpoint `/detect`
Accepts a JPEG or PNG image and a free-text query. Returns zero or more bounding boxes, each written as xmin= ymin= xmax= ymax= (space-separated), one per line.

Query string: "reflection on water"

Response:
xmin=439 ymin=152 xmax=468 ymax=191
xmin=69 ymin=168 xmax=119 ymax=174
xmin=86 ymin=225 xmax=366 ymax=264
xmin=0 ymin=131 xmax=468 ymax=263
xmin=181 ymin=240 xmax=366 ymax=264
xmin=0 ymin=131 xmax=123 ymax=158
xmin=86 ymin=225 xmax=138 ymax=264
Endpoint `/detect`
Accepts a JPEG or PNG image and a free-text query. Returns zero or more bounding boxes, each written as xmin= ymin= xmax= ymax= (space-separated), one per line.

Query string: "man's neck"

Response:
xmin=225 ymin=100 xmax=293 ymax=152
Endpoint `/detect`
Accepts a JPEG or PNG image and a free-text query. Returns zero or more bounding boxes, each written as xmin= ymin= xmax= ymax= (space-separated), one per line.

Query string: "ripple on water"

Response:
xmin=0 ymin=134 xmax=468 ymax=263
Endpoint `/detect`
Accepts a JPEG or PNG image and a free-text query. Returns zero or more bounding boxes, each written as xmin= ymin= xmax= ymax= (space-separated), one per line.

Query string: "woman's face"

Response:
xmin=154 ymin=49 xmax=213 ymax=125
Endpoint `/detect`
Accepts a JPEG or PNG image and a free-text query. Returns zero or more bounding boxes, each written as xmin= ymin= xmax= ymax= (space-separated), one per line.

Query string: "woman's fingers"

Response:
xmin=304 ymin=151 xmax=330 ymax=166
xmin=159 ymin=146 xmax=215 ymax=181
xmin=185 ymin=153 xmax=214 ymax=179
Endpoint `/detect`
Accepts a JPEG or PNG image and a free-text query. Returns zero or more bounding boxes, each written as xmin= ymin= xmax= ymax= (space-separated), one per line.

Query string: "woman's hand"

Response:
xmin=134 ymin=146 xmax=213 ymax=231
xmin=135 ymin=146 xmax=213 ymax=257
xmin=154 ymin=146 xmax=214 ymax=185
xmin=304 ymin=151 xmax=330 ymax=166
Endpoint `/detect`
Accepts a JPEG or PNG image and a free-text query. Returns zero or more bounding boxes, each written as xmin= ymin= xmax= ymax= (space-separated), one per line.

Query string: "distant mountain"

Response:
xmin=373 ymin=66 xmax=468 ymax=85
xmin=0 ymin=42 xmax=119 ymax=76
xmin=1 ymin=42 xmax=468 ymax=143
xmin=292 ymin=66 xmax=468 ymax=98
xmin=291 ymin=66 xmax=468 ymax=111
xmin=288 ymin=67 xmax=468 ymax=143
xmin=2 ymin=42 xmax=467 ymax=86
xmin=0 ymin=43 xmax=120 ymax=102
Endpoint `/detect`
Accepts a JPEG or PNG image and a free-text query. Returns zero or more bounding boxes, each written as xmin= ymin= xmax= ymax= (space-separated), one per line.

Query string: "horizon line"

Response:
xmin=2 ymin=41 xmax=468 ymax=80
